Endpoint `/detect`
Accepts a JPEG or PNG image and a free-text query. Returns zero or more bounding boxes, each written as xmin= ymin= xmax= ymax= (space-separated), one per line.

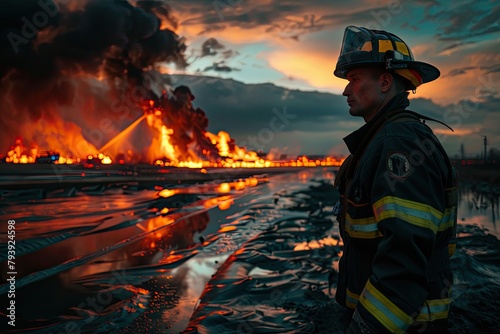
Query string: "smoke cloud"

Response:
xmin=0 ymin=0 xmax=187 ymax=158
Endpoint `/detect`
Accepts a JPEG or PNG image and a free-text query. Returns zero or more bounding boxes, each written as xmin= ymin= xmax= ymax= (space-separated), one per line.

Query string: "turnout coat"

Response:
xmin=335 ymin=93 xmax=458 ymax=333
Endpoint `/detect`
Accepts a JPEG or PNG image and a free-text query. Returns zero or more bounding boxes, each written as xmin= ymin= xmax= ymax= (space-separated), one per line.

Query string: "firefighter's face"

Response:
xmin=343 ymin=68 xmax=386 ymax=122
xmin=176 ymin=93 xmax=193 ymax=108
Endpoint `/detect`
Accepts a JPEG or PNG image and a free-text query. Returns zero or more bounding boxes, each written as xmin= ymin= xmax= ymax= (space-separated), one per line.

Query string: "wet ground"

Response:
xmin=0 ymin=168 xmax=499 ymax=333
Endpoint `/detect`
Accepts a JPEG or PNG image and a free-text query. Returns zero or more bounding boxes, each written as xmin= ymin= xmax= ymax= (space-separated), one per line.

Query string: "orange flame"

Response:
xmin=158 ymin=189 xmax=178 ymax=198
xmin=3 ymin=96 xmax=346 ymax=168
xmin=147 ymin=113 xmax=178 ymax=163
xmin=217 ymin=183 xmax=231 ymax=194
xmin=5 ymin=138 xmax=36 ymax=164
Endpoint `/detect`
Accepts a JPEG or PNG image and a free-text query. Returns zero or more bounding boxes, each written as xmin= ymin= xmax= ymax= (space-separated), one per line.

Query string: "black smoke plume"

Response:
xmin=0 ymin=0 xmax=187 ymax=157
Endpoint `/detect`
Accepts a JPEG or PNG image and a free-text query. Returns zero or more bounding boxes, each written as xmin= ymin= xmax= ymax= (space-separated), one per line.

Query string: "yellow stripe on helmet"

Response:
xmin=395 ymin=41 xmax=410 ymax=55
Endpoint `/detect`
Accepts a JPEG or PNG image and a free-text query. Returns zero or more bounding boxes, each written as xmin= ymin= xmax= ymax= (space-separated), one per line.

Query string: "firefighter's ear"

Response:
xmin=379 ymin=72 xmax=393 ymax=93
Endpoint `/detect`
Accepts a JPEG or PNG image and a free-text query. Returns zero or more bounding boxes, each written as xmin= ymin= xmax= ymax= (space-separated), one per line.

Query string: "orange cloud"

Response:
xmin=266 ymin=49 xmax=346 ymax=93
xmin=434 ymin=127 xmax=481 ymax=136
xmin=409 ymin=40 xmax=499 ymax=105
xmin=179 ymin=25 xmax=273 ymax=45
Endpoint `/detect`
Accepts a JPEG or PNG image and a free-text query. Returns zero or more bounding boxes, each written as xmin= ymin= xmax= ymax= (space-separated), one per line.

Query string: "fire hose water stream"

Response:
xmin=99 ymin=115 xmax=147 ymax=153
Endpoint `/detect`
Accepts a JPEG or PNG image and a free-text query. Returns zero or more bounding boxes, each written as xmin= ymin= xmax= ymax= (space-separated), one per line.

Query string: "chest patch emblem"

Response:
xmin=386 ymin=152 xmax=411 ymax=178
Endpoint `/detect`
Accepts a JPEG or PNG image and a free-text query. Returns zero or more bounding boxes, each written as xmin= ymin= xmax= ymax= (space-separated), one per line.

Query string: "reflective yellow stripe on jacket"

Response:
xmin=440 ymin=206 xmax=457 ymax=231
xmin=346 ymin=288 xmax=360 ymax=309
xmin=373 ymin=196 xmax=443 ymax=233
xmin=415 ymin=298 xmax=450 ymax=322
xmin=359 ymin=281 xmax=451 ymax=332
xmin=359 ymin=280 xmax=413 ymax=333
xmin=345 ymin=214 xmax=382 ymax=239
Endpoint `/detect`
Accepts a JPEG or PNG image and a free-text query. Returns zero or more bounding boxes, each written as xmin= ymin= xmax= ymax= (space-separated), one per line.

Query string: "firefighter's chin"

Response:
xmin=348 ymin=106 xmax=361 ymax=117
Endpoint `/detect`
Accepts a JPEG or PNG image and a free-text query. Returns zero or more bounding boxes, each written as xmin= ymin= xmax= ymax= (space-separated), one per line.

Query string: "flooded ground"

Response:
xmin=1 ymin=167 xmax=499 ymax=333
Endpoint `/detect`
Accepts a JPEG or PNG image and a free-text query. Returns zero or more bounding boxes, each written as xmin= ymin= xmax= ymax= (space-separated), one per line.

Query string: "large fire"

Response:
xmin=2 ymin=91 xmax=343 ymax=168
xmin=0 ymin=0 xmax=343 ymax=169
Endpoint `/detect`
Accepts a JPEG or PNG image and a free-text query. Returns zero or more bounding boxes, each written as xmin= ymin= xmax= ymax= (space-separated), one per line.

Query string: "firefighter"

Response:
xmin=172 ymin=85 xmax=196 ymax=110
xmin=332 ymin=26 xmax=458 ymax=333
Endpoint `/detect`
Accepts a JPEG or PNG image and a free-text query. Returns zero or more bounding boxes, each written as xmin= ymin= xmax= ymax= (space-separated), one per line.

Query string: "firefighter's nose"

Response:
xmin=342 ymin=83 xmax=351 ymax=96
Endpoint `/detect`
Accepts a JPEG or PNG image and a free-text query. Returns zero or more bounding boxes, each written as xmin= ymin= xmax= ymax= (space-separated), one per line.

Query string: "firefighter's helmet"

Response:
xmin=334 ymin=26 xmax=440 ymax=89
xmin=172 ymin=85 xmax=195 ymax=100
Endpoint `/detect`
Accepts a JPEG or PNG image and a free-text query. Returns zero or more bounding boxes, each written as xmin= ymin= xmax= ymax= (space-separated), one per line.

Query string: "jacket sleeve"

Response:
xmin=348 ymin=129 xmax=448 ymax=333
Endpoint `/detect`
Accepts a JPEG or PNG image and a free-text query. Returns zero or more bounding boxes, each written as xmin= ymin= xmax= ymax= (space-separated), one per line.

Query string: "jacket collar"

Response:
xmin=343 ymin=92 xmax=410 ymax=154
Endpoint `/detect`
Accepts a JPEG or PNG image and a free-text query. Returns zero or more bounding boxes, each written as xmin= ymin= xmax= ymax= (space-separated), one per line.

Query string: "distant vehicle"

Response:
xmin=36 ymin=151 xmax=60 ymax=164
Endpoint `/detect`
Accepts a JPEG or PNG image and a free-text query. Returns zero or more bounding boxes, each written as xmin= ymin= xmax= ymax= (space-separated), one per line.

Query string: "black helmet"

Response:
xmin=172 ymin=85 xmax=195 ymax=100
xmin=334 ymin=26 xmax=440 ymax=88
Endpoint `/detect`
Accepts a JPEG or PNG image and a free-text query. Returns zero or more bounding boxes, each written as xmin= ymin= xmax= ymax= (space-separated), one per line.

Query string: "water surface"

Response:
xmin=0 ymin=168 xmax=499 ymax=333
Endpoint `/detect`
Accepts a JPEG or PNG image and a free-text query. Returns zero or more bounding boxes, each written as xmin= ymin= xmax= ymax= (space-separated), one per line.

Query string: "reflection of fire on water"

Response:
xmin=138 ymin=175 xmax=263 ymax=251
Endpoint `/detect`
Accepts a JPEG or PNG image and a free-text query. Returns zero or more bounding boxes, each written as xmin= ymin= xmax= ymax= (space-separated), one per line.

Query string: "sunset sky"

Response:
xmin=164 ymin=0 xmax=499 ymax=158
xmin=1 ymin=0 xmax=498 ymax=160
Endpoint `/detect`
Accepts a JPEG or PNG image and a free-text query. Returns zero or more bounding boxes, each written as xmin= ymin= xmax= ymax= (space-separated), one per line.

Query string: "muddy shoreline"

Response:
xmin=1 ymin=168 xmax=499 ymax=333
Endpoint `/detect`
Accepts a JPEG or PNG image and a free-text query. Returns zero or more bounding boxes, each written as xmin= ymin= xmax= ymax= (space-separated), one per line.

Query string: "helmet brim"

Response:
xmin=334 ymin=60 xmax=440 ymax=84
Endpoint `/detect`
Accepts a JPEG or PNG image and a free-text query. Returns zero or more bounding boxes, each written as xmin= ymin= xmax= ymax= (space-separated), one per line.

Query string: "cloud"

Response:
xmin=413 ymin=0 xmax=440 ymax=5
xmin=446 ymin=68 xmax=473 ymax=77
xmin=175 ymin=1 xmax=381 ymax=41
xmin=180 ymin=3 xmax=303 ymax=29
xmin=203 ymin=61 xmax=240 ymax=73
xmin=440 ymin=41 xmax=477 ymax=53
xmin=201 ymin=38 xmax=226 ymax=57
xmin=222 ymin=49 xmax=239 ymax=59
xmin=474 ymin=96 xmax=500 ymax=113
xmin=426 ymin=1 xmax=500 ymax=41
xmin=444 ymin=64 xmax=500 ymax=78
xmin=413 ymin=38 xmax=499 ymax=105
xmin=167 ymin=74 xmax=497 ymax=156
xmin=198 ymin=38 xmax=239 ymax=61
xmin=169 ymin=1 xmax=498 ymax=107
xmin=265 ymin=48 xmax=345 ymax=93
